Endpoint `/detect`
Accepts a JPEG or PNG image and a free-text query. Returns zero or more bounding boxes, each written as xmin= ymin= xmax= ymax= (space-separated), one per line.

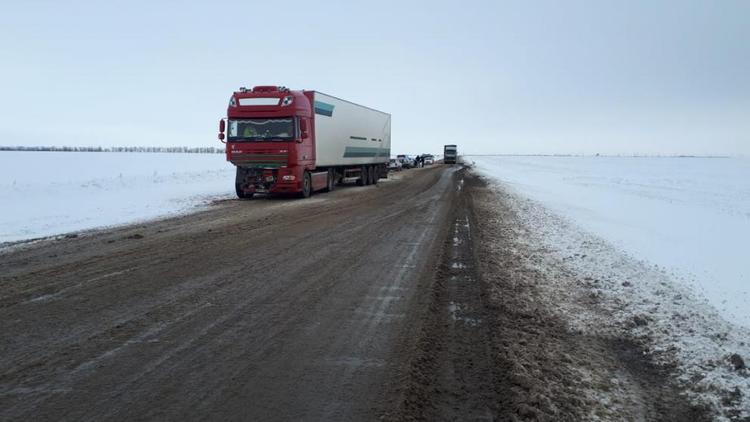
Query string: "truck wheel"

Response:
xmin=235 ymin=183 xmax=253 ymax=199
xmin=301 ymin=171 xmax=312 ymax=198
xmin=357 ymin=166 xmax=367 ymax=186
xmin=372 ymin=166 xmax=379 ymax=185
xmin=326 ymin=169 xmax=336 ymax=192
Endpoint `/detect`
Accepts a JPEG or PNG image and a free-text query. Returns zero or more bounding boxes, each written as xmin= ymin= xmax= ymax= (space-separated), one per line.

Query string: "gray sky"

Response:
xmin=1 ymin=0 xmax=748 ymax=155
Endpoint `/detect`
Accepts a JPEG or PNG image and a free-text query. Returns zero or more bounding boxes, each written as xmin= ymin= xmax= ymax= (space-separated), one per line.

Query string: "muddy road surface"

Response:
xmin=1 ymin=166 xmax=708 ymax=421
xmin=0 ymin=167 xmax=462 ymax=421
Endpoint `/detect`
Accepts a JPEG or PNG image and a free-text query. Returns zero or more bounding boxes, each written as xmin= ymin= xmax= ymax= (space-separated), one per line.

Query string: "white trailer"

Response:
xmin=312 ymin=92 xmax=391 ymax=167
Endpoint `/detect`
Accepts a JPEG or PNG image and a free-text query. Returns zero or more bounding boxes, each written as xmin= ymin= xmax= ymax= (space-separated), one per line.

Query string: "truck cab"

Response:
xmin=220 ymin=86 xmax=314 ymax=198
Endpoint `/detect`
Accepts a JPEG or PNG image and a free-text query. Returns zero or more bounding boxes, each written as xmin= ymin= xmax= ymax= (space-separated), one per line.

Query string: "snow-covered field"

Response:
xmin=471 ymin=155 xmax=750 ymax=418
xmin=470 ymin=155 xmax=750 ymax=329
xmin=0 ymin=151 xmax=234 ymax=244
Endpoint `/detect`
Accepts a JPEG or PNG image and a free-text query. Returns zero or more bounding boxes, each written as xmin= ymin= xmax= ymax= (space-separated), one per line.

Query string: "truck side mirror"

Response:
xmin=218 ymin=118 xmax=226 ymax=143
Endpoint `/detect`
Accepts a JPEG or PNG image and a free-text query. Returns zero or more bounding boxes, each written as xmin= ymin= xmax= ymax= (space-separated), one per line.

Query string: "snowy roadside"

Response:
xmin=472 ymin=169 xmax=750 ymax=420
xmin=467 ymin=155 xmax=750 ymax=328
xmin=0 ymin=151 xmax=235 ymax=245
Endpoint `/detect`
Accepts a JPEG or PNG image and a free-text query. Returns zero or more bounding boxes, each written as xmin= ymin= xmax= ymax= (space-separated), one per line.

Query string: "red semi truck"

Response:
xmin=218 ymin=86 xmax=391 ymax=198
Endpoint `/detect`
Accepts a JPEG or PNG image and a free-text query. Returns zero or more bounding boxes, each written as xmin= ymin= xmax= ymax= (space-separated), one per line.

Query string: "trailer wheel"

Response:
xmin=235 ymin=183 xmax=253 ymax=199
xmin=368 ymin=166 xmax=375 ymax=185
xmin=326 ymin=169 xmax=336 ymax=192
xmin=357 ymin=166 xmax=367 ymax=186
xmin=301 ymin=171 xmax=312 ymax=198
xmin=372 ymin=166 xmax=379 ymax=185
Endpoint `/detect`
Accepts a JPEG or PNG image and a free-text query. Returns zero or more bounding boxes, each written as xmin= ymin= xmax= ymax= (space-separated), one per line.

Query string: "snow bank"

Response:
xmin=0 ymin=151 xmax=234 ymax=244
xmin=470 ymin=156 xmax=750 ymax=419
xmin=470 ymin=156 xmax=750 ymax=329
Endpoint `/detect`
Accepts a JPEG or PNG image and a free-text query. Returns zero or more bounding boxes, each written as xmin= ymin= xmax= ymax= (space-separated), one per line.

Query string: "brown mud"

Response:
xmin=0 ymin=166 xmax=709 ymax=421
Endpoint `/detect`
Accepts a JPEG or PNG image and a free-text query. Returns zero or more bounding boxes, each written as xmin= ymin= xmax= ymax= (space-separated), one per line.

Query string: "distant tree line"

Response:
xmin=0 ymin=146 xmax=224 ymax=154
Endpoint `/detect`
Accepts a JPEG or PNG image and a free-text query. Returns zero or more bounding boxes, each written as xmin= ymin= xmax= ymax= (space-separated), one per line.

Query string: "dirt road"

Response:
xmin=0 ymin=166 xmax=710 ymax=421
xmin=0 ymin=166 xmax=463 ymax=421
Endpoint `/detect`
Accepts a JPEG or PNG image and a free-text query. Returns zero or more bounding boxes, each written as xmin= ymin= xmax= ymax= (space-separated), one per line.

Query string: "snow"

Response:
xmin=471 ymin=155 xmax=750 ymax=419
xmin=470 ymin=155 xmax=750 ymax=328
xmin=0 ymin=151 xmax=234 ymax=244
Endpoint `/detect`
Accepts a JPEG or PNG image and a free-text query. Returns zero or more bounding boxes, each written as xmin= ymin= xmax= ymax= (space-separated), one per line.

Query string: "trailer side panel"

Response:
xmin=313 ymin=92 xmax=391 ymax=167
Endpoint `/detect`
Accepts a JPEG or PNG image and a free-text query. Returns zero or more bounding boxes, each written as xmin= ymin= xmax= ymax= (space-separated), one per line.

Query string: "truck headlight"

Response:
xmin=282 ymin=175 xmax=296 ymax=181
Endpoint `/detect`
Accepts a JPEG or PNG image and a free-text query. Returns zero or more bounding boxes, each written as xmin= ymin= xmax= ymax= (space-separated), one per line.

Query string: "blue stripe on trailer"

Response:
xmin=343 ymin=147 xmax=390 ymax=158
xmin=314 ymin=101 xmax=335 ymax=116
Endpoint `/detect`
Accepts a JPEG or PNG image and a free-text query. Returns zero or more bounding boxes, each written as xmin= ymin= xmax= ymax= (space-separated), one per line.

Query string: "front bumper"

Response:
xmin=236 ymin=167 xmax=302 ymax=194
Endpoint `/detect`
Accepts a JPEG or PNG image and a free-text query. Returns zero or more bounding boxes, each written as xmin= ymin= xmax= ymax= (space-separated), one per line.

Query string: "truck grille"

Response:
xmin=231 ymin=152 xmax=288 ymax=168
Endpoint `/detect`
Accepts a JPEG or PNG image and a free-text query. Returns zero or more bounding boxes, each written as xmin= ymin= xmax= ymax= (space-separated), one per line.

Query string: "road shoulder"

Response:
xmin=387 ymin=169 xmax=711 ymax=421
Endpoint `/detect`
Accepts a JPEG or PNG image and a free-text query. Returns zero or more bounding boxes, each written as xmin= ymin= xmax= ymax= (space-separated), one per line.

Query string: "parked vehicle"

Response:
xmin=396 ymin=154 xmax=414 ymax=169
xmin=388 ymin=158 xmax=403 ymax=171
xmin=219 ymin=86 xmax=391 ymax=198
xmin=444 ymin=144 xmax=457 ymax=164
xmin=423 ymin=154 xmax=435 ymax=165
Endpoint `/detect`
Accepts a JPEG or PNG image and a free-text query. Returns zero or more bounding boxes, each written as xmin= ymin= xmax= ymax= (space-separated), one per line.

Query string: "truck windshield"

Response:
xmin=228 ymin=118 xmax=296 ymax=141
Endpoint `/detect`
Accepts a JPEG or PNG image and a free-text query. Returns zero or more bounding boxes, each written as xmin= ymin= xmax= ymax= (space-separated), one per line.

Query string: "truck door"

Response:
xmin=299 ymin=117 xmax=314 ymax=165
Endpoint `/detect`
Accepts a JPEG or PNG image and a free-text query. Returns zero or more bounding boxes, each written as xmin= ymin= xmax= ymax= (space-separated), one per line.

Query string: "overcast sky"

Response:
xmin=1 ymin=0 xmax=748 ymax=155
